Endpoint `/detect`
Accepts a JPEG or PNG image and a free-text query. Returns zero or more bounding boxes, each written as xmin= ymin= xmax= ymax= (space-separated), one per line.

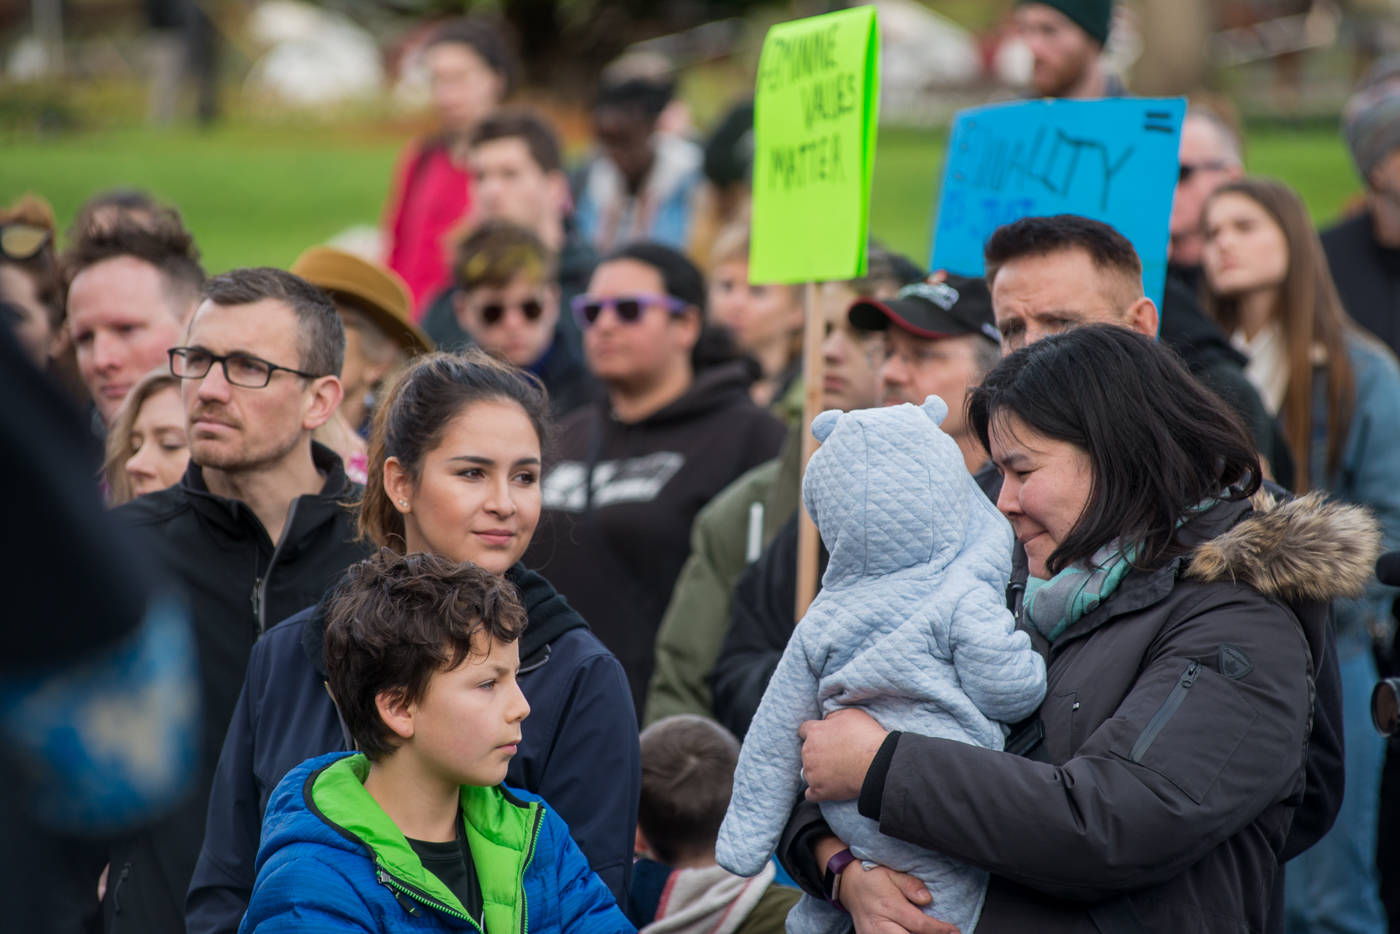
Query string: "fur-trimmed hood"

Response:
xmin=1186 ymin=490 xmax=1381 ymax=603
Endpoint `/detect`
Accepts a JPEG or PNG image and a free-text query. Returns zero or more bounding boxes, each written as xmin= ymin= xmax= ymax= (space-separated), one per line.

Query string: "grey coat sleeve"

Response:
xmin=867 ymin=588 xmax=1313 ymax=901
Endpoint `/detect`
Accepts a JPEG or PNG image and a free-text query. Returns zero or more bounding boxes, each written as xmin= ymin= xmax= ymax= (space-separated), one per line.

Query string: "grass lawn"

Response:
xmin=0 ymin=120 xmax=1363 ymax=274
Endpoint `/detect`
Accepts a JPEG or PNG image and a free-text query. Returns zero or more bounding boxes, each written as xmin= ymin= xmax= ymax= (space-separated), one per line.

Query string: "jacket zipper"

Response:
xmin=518 ymin=643 xmax=552 ymax=676
xmin=376 ymin=865 xmax=484 ymax=932
xmin=1130 ymin=661 xmax=1200 ymax=763
xmin=110 ymin=861 xmax=131 ymax=913
xmin=520 ymin=805 xmax=545 ymax=934
xmin=253 ymin=499 xmax=300 ymax=634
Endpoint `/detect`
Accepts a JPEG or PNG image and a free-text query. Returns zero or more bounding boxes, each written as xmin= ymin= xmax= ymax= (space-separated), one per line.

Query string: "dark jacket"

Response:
xmin=527 ymin=329 xmax=603 ymax=418
xmin=710 ymin=514 xmax=825 ymax=740
xmin=186 ymin=563 xmax=639 ymax=934
xmin=240 ymin=752 xmax=631 ymax=933
xmin=1320 ymin=210 xmax=1400 ymax=359
xmin=526 ymin=361 xmax=786 ymax=712
xmin=0 ymin=326 xmax=195 ymax=934
xmin=104 ymin=443 xmax=370 ymax=934
xmin=780 ymin=493 xmax=1370 ymax=933
xmin=1161 ymin=266 xmax=1295 ymax=490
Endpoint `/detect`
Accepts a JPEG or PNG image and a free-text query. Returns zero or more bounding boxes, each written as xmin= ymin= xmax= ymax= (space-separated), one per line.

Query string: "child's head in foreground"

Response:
xmin=637 ymin=715 xmax=740 ymax=867
xmin=324 ymin=548 xmax=530 ymax=787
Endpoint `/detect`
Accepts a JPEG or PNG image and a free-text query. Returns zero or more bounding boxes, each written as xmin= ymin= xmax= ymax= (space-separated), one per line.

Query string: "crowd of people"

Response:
xmin=7 ymin=1 xmax=1400 ymax=932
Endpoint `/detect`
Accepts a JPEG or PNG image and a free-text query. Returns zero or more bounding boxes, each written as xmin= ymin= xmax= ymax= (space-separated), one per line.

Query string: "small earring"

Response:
xmin=399 ymin=500 xmax=408 ymax=507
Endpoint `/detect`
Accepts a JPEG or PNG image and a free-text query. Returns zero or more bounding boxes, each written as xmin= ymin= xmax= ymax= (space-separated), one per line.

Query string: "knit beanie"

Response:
xmin=1020 ymin=0 xmax=1113 ymax=46
xmin=1343 ymin=55 xmax=1400 ymax=182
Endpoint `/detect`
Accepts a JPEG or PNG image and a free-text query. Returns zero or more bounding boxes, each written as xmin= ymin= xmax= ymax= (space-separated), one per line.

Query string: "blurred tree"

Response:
xmin=402 ymin=0 xmax=772 ymax=97
xmin=1132 ymin=0 xmax=1214 ymax=93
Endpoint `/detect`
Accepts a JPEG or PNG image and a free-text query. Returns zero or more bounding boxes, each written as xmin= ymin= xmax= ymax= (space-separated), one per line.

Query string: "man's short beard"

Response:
xmin=190 ymin=431 xmax=304 ymax=475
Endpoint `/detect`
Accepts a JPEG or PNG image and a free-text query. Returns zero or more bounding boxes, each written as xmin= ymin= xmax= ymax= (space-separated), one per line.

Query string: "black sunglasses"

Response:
xmin=570 ymin=293 xmax=689 ymax=329
xmin=0 ymin=223 xmax=51 ymax=262
xmin=1178 ymin=160 xmax=1230 ymax=183
xmin=479 ymin=298 xmax=544 ymax=326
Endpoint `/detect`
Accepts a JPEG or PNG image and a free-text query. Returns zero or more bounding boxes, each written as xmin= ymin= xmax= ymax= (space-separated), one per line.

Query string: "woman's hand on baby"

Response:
xmin=841 ymin=863 xmax=961 ymax=934
xmin=799 ymin=708 xmax=889 ymax=802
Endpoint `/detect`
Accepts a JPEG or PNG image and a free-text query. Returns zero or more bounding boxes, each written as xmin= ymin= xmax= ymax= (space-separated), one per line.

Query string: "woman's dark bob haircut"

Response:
xmin=967 ymin=325 xmax=1261 ymax=575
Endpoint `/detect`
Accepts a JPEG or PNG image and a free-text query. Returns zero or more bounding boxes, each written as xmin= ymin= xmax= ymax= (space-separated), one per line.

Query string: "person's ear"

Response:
xmin=1124 ymin=297 xmax=1159 ymax=339
xmin=785 ymin=285 xmax=807 ymax=330
xmin=362 ymin=348 xmax=398 ymax=390
xmin=375 ymin=688 xmax=415 ymax=741
xmin=675 ymin=305 xmax=703 ymax=351
xmin=303 ymin=376 xmax=344 ymax=431
xmin=540 ymin=283 xmax=561 ymax=328
xmin=546 ymin=170 xmax=571 ymax=218
xmin=453 ymin=291 xmax=474 ymax=333
xmin=384 ymin=456 xmax=413 ymax=515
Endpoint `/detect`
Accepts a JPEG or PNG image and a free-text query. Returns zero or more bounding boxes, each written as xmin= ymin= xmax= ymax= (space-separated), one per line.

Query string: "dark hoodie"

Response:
xmin=526 ymin=361 xmax=786 ymax=713
xmin=105 ymin=443 xmax=369 ymax=934
xmin=185 ymin=564 xmax=639 ymax=934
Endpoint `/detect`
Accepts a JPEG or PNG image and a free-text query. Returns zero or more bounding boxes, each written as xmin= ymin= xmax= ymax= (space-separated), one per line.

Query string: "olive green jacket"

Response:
xmin=642 ymin=385 xmax=805 ymax=726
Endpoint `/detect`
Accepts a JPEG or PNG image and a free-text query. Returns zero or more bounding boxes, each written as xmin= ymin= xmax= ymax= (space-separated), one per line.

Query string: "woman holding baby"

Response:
xmin=783 ymin=325 xmax=1371 ymax=933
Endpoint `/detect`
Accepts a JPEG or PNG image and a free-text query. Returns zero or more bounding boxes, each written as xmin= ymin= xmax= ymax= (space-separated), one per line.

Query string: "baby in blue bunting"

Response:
xmin=716 ymin=395 xmax=1047 ymax=934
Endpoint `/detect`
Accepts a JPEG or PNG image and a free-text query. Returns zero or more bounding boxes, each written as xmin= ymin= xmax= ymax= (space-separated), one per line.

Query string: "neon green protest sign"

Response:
xmin=750 ymin=5 xmax=879 ymax=284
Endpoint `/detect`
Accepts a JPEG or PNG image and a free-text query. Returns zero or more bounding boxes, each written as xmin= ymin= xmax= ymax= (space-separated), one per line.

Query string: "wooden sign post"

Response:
xmin=748 ymin=5 xmax=880 ymax=620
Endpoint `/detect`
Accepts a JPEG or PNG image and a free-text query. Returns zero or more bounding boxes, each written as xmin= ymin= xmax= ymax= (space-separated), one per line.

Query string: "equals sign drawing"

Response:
xmin=1142 ymin=111 xmax=1174 ymax=133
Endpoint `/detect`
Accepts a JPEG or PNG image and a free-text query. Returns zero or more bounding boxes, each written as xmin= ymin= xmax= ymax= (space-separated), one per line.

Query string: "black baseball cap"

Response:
xmin=849 ymin=274 xmax=1001 ymax=345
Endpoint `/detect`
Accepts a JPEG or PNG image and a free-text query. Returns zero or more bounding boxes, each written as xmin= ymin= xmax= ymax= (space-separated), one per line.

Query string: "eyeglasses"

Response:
xmin=570 ymin=293 xmax=689 ymax=329
xmin=1178 ymin=160 xmax=1231 ymax=183
xmin=0 ymin=223 xmax=51 ymax=261
xmin=169 ymin=347 xmax=320 ymax=388
xmin=479 ymin=298 xmax=545 ymax=326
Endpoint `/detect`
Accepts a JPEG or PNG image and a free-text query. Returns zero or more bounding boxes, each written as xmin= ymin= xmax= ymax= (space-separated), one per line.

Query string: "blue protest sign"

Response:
xmin=929 ymin=97 xmax=1186 ymax=308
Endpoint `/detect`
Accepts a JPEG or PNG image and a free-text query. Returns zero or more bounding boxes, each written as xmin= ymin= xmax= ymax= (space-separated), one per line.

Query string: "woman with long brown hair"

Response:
xmin=1201 ymin=176 xmax=1400 ymax=933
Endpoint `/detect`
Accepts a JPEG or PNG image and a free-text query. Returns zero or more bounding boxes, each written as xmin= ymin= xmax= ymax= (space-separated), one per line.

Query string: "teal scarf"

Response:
xmin=1022 ymin=542 xmax=1135 ymax=643
xmin=1022 ymin=499 xmax=1220 ymax=642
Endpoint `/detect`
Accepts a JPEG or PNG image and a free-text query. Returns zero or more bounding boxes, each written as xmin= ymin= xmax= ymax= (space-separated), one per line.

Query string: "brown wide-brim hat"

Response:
xmin=291 ymin=246 xmax=432 ymax=355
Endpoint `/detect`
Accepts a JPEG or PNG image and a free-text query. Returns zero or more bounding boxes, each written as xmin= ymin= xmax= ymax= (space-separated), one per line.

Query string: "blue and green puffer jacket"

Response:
xmin=240 ymin=752 xmax=635 ymax=933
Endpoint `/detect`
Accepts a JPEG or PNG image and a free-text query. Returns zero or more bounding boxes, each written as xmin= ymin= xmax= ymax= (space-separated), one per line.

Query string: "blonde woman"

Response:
xmin=103 ymin=369 xmax=189 ymax=506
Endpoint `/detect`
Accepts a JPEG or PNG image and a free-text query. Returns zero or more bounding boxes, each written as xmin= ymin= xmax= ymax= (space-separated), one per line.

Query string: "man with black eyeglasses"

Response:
xmin=105 ymin=267 xmax=371 ymax=934
xmin=448 ymin=219 xmax=598 ymax=417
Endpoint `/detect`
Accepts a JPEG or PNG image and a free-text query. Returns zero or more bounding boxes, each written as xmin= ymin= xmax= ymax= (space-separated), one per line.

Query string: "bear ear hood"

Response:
xmin=811 ymin=408 xmax=842 ymax=444
xmin=921 ymin=395 xmax=948 ymax=426
xmin=803 ymin=398 xmax=1006 ymax=584
xmin=1186 ymin=490 xmax=1382 ymax=602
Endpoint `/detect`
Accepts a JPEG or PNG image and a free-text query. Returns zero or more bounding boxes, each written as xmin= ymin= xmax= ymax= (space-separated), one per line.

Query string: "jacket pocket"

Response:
xmin=1130 ymin=662 xmax=1199 ymax=763
xmin=1117 ymin=659 xmax=1260 ymax=804
xmin=1040 ymin=690 xmax=1082 ymax=761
